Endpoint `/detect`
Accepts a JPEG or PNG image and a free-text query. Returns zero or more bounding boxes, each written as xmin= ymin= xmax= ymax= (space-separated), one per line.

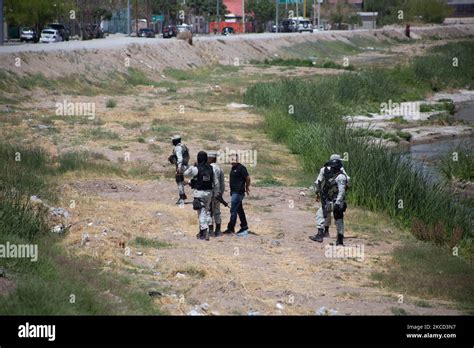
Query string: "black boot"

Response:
xmin=203 ymin=228 xmax=210 ymax=241
xmin=196 ymin=230 xmax=202 ymax=239
xmin=309 ymin=228 xmax=324 ymax=243
xmin=323 ymin=226 xmax=329 ymax=238
xmin=336 ymin=233 xmax=344 ymax=246
xmin=215 ymin=224 xmax=223 ymax=237
xmin=209 ymin=224 xmax=215 ymax=238
xmin=223 ymin=227 xmax=234 ymax=235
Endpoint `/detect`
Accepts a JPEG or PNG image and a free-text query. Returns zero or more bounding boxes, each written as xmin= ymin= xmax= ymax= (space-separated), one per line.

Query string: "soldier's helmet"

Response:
xmin=171 ymin=134 xmax=181 ymax=146
xmin=328 ymin=159 xmax=343 ymax=171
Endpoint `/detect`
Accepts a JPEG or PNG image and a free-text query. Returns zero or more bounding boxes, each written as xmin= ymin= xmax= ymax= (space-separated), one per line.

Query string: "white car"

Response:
xmin=296 ymin=19 xmax=313 ymax=33
xmin=20 ymin=27 xmax=38 ymax=42
xmin=177 ymin=24 xmax=193 ymax=33
xmin=40 ymin=29 xmax=63 ymax=43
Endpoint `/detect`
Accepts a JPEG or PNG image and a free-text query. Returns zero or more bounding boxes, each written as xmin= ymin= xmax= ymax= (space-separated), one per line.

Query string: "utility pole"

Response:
xmin=242 ymin=0 xmax=245 ymax=33
xmin=127 ymin=0 xmax=131 ymax=35
xmin=275 ymin=0 xmax=279 ymax=33
xmin=303 ymin=0 xmax=306 ymax=18
xmin=81 ymin=0 xmax=85 ymax=39
xmin=135 ymin=0 xmax=138 ymax=34
xmin=317 ymin=0 xmax=320 ymax=31
xmin=217 ymin=0 xmax=220 ymax=33
xmin=146 ymin=0 xmax=150 ymax=29
xmin=0 ymin=0 xmax=4 ymax=46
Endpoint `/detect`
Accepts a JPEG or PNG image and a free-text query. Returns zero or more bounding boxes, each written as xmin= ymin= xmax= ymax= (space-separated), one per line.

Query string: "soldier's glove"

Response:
xmin=334 ymin=202 xmax=342 ymax=211
xmin=192 ymin=198 xmax=203 ymax=211
xmin=168 ymin=154 xmax=177 ymax=165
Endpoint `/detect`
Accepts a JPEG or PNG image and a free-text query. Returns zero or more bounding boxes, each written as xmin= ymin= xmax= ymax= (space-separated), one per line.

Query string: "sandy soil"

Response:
xmin=61 ymin=176 xmax=462 ymax=315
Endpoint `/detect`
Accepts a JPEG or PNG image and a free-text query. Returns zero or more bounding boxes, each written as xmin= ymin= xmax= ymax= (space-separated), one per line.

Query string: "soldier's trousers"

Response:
xmin=210 ymin=196 xmax=222 ymax=225
xmin=316 ymin=201 xmax=345 ymax=236
xmin=195 ymin=191 xmax=212 ymax=230
xmin=176 ymin=165 xmax=188 ymax=197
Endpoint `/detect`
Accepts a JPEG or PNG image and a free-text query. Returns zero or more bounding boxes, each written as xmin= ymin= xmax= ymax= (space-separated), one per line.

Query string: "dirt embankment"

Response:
xmin=0 ymin=24 xmax=473 ymax=80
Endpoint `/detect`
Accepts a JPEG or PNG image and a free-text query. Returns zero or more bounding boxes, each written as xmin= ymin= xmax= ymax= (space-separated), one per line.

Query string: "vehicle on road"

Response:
xmin=296 ymin=18 xmax=313 ymax=33
xmin=271 ymin=24 xmax=283 ymax=33
xmin=163 ymin=25 xmax=177 ymax=38
xmin=138 ymin=28 xmax=156 ymax=38
xmin=222 ymin=27 xmax=234 ymax=36
xmin=177 ymin=24 xmax=193 ymax=33
xmin=40 ymin=29 xmax=62 ymax=43
xmin=281 ymin=17 xmax=313 ymax=33
xmin=47 ymin=23 xmax=70 ymax=41
xmin=20 ymin=27 xmax=39 ymax=42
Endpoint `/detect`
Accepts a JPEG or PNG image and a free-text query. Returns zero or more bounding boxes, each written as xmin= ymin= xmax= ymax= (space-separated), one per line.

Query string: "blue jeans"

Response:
xmin=227 ymin=192 xmax=248 ymax=231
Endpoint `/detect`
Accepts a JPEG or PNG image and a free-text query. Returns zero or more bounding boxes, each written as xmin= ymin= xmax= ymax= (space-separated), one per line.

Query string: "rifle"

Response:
xmin=318 ymin=181 xmax=328 ymax=219
xmin=216 ymin=194 xmax=229 ymax=208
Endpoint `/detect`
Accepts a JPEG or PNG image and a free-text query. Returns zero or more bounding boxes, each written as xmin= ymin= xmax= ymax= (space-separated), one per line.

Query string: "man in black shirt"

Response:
xmin=224 ymin=154 xmax=251 ymax=235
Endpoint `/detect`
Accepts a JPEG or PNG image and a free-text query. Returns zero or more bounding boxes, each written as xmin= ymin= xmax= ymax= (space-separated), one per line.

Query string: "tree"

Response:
xmin=246 ymin=0 xmax=275 ymax=32
xmin=365 ymin=0 xmax=453 ymax=25
xmin=4 ymin=0 xmax=76 ymax=30
xmin=328 ymin=2 xmax=359 ymax=29
xmin=407 ymin=0 xmax=453 ymax=24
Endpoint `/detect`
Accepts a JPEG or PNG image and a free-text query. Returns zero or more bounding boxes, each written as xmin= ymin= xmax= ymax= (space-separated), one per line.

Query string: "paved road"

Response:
xmin=0 ymin=24 xmax=470 ymax=55
xmin=0 ymin=33 xmax=320 ymax=54
xmin=0 ymin=30 xmax=360 ymax=55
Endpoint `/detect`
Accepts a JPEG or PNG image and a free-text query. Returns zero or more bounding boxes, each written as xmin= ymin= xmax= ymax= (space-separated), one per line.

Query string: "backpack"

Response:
xmin=321 ymin=167 xmax=346 ymax=199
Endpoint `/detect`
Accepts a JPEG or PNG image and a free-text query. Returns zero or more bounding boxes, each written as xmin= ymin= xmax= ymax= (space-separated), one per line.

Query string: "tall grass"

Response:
xmin=0 ymin=143 xmax=160 ymax=314
xmin=439 ymin=142 xmax=474 ymax=182
xmin=0 ymin=143 xmax=54 ymax=242
xmin=244 ymin=41 xmax=474 ymax=255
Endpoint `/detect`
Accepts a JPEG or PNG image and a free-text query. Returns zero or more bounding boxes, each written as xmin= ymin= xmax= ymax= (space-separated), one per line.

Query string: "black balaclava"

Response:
xmin=197 ymin=151 xmax=208 ymax=165
xmin=172 ymin=138 xmax=181 ymax=146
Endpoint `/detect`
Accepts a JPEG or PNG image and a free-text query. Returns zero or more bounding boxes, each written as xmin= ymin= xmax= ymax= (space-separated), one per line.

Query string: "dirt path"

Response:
xmin=63 ymin=175 xmax=461 ymax=315
xmin=56 ymin=97 xmax=462 ymax=315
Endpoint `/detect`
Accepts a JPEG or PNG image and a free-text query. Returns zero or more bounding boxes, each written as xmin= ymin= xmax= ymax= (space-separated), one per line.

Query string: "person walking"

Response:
xmin=309 ymin=155 xmax=349 ymax=245
xmin=224 ymin=154 xmax=251 ymax=236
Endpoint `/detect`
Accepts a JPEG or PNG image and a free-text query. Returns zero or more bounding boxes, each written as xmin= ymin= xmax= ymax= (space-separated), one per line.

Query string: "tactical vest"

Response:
xmin=195 ymin=164 xmax=214 ymax=191
xmin=321 ymin=168 xmax=346 ymax=200
xmin=181 ymin=144 xmax=190 ymax=165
